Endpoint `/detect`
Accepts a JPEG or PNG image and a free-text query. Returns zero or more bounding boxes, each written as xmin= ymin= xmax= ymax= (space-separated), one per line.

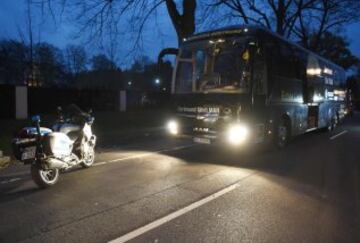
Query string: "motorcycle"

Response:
xmin=12 ymin=104 xmax=96 ymax=188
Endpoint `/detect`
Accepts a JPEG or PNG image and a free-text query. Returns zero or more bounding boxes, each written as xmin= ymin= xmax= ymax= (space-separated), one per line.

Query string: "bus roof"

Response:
xmin=185 ymin=25 xmax=344 ymax=72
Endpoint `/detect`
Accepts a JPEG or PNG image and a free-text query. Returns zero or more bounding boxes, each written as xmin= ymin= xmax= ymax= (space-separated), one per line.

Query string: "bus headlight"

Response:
xmin=167 ymin=120 xmax=178 ymax=135
xmin=227 ymin=124 xmax=249 ymax=145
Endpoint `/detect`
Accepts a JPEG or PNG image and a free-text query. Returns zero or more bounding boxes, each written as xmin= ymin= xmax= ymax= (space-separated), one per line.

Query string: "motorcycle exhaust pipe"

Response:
xmin=45 ymin=158 xmax=68 ymax=169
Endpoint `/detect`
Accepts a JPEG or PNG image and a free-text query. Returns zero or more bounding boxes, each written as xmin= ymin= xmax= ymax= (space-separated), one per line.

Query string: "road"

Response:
xmin=0 ymin=114 xmax=359 ymax=243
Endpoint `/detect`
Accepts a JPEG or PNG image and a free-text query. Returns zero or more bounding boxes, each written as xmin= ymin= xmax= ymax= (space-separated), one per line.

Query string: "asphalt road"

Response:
xmin=0 ymin=114 xmax=359 ymax=243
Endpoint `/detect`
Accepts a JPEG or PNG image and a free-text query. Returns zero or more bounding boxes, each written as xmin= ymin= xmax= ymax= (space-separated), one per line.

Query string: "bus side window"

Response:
xmin=292 ymin=48 xmax=307 ymax=81
xmin=175 ymin=62 xmax=193 ymax=93
xmin=279 ymin=43 xmax=297 ymax=79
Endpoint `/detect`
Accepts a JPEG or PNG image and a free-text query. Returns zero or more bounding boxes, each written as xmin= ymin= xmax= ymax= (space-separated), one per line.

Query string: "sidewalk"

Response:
xmin=0 ymin=150 xmax=10 ymax=170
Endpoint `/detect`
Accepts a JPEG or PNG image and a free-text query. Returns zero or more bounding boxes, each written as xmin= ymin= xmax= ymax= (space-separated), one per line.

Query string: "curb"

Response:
xmin=0 ymin=156 xmax=11 ymax=170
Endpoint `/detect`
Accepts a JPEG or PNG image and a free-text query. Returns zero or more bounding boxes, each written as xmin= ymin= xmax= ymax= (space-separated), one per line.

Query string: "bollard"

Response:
xmin=15 ymin=86 xmax=28 ymax=119
xmin=119 ymin=90 xmax=126 ymax=112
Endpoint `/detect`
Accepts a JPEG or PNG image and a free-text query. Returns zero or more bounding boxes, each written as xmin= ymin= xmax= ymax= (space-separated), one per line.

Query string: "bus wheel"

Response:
xmin=275 ymin=121 xmax=290 ymax=148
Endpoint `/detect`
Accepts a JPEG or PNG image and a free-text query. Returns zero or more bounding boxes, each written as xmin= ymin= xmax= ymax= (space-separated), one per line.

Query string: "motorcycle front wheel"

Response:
xmin=31 ymin=164 xmax=59 ymax=188
xmin=81 ymin=146 xmax=95 ymax=168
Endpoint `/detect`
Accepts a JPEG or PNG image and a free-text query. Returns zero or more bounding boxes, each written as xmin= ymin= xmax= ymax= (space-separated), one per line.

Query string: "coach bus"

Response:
xmin=161 ymin=25 xmax=347 ymax=147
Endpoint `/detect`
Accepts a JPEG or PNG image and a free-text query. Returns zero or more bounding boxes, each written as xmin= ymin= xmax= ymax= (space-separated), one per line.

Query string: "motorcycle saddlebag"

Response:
xmin=12 ymin=127 xmax=52 ymax=163
xmin=12 ymin=137 xmax=37 ymax=163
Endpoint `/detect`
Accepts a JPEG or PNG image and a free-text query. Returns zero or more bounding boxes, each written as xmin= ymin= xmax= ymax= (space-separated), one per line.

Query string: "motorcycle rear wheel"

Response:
xmin=31 ymin=164 xmax=59 ymax=188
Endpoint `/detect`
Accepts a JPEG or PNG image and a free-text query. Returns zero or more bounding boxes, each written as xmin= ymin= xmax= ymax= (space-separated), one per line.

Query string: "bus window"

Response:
xmin=209 ymin=46 xmax=251 ymax=92
xmin=180 ymin=48 xmax=192 ymax=59
xmin=175 ymin=61 xmax=193 ymax=93
xmin=175 ymin=38 xmax=252 ymax=94
xmin=195 ymin=50 xmax=206 ymax=86
xmin=292 ymin=47 xmax=307 ymax=81
xmin=279 ymin=44 xmax=297 ymax=79
xmin=306 ymin=55 xmax=322 ymax=78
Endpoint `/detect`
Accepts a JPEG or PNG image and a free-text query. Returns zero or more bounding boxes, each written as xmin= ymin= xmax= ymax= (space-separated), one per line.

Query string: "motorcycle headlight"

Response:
xmin=166 ymin=120 xmax=178 ymax=135
xmin=227 ymin=124 xmax=249 ymax=145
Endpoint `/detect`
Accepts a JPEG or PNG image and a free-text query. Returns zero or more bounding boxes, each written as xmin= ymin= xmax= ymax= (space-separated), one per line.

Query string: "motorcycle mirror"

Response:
xmin=31 ymin=115 xmax=41 ymax=123
xmin=86 ymin=116 xmax=95 ymax=124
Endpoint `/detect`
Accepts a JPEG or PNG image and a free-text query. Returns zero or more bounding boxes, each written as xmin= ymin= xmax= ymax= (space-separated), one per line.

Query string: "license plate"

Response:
xmin=21 ymin=146 xmax=36 ymax=160
xmin=193 ymin=137 xmax=211 ymax=144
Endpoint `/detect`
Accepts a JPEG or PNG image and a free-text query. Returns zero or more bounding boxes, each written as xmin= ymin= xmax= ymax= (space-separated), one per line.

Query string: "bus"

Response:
xmin=160 ymin=25 xmax=348 ymax=148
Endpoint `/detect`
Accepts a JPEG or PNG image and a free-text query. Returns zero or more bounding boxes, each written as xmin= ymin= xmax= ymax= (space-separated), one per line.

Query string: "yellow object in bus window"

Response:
xmin=242 ymin=49 xmax=250 ymax=61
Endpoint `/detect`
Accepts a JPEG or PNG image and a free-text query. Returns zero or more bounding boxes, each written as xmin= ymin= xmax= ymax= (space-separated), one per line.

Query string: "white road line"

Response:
xmin=330 ymin=130 xmax=348 ymax=140
xmin=0 ymin=177 xmax=22 ymax=184
xmin=0 ymin=144 xmax=196 ymax=185
xmin=93 ymin=144 xmax=196 ymax=167
xmin=109 ymin=181 xmax=242 ymax=243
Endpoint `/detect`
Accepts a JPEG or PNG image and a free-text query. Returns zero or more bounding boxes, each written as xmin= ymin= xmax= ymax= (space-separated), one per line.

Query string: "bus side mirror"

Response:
xmin=158 ymin=48 xmax=179 ymax=72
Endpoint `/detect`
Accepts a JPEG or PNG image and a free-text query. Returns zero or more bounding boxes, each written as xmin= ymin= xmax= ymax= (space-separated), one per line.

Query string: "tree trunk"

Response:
xmin=165 ymin=0 xmax=197 ymax=45
xmin=276 ymin=0 xmax=285 ymax=35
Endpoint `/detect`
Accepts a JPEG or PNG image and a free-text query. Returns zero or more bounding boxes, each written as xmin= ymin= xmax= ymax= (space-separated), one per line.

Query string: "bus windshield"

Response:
xmin=175 ymin=38 xmax=252 ymax=94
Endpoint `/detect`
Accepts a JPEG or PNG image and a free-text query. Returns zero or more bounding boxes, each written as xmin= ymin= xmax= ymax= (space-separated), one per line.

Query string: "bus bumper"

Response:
xmin=168 ymin=123 xmax=268 ymax=147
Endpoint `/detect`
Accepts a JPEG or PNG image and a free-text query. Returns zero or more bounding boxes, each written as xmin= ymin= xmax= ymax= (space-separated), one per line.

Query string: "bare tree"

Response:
xmin=206 ymin=0 xmax=317 ymax=36
xmin=209 ymin=0 xmax=360 ymax=48
xmin=33 ymin=42 xmax=65 ymax=86
xmin=36 ymin=0 xmax=197 ymax=47
xmin=17 ymin=0 xmax=37 ymax=86
xmin=295 ymin=0 xmax=360 ymax=49
xmin=65 ymin=44 xmax=87 ymax=75
xmin=166 ymin=0 xmax=197 ymax=43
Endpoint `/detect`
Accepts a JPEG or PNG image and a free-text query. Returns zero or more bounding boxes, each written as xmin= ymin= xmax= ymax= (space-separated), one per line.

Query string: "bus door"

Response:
xmin=251 ymin=40 xmax=267 ymax=110
xmin=307 ymin=104 xmax=319 ymax=129
xmin=305 ymin=55 xmax=322 ymax=130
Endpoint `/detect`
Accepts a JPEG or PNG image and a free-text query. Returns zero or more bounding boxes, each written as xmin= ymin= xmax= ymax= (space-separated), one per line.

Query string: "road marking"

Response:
xmin=0 ymin=144 xmax=196 ymax=185
xmin=330 ymin=130 xmax=348 ymax=140
xmin=0 ymin=177 xmax=22 ymax=184
xmin=93 ymin=144 xmax=196 ymax=167
xmin=109 ymin=181 xmax=243 ymax=243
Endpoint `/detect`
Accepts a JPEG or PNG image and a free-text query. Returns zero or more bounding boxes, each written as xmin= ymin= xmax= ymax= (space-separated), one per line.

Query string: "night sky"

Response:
xmin=1 ymin=0 xmax=360 ymax=68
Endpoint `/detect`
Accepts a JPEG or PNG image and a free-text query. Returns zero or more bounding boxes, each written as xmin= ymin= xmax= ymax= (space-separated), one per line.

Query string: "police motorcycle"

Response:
xmin=12 ymin=104 xmax=96 ymax=188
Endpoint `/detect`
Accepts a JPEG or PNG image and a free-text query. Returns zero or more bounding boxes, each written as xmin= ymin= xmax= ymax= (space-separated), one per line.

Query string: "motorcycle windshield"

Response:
xmin=63 ymin=104 xmax=88 ymax=117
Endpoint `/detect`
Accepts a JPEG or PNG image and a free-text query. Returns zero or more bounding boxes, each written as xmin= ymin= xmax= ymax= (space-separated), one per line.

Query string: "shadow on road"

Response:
xmin=160 ymin=115 xmax=360 ymax=212
xmin=0 ymin=180 xmax=40 ymax=203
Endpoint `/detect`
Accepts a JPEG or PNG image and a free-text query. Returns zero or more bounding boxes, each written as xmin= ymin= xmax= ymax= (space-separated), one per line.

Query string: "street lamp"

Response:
xmin=155 ymin=78 xmax=160 ymax=85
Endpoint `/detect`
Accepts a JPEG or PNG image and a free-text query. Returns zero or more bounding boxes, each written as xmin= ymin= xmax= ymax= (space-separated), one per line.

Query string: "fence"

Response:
xmin=28 ymin=87 xmax=120 ymax=114
xmin=0 ymin=85 xmax=171 ymax=119
xmin=0 ymin=85 xmax=120 ymax=119
xmin=0 ymin=85 xmax=15 ymax=119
